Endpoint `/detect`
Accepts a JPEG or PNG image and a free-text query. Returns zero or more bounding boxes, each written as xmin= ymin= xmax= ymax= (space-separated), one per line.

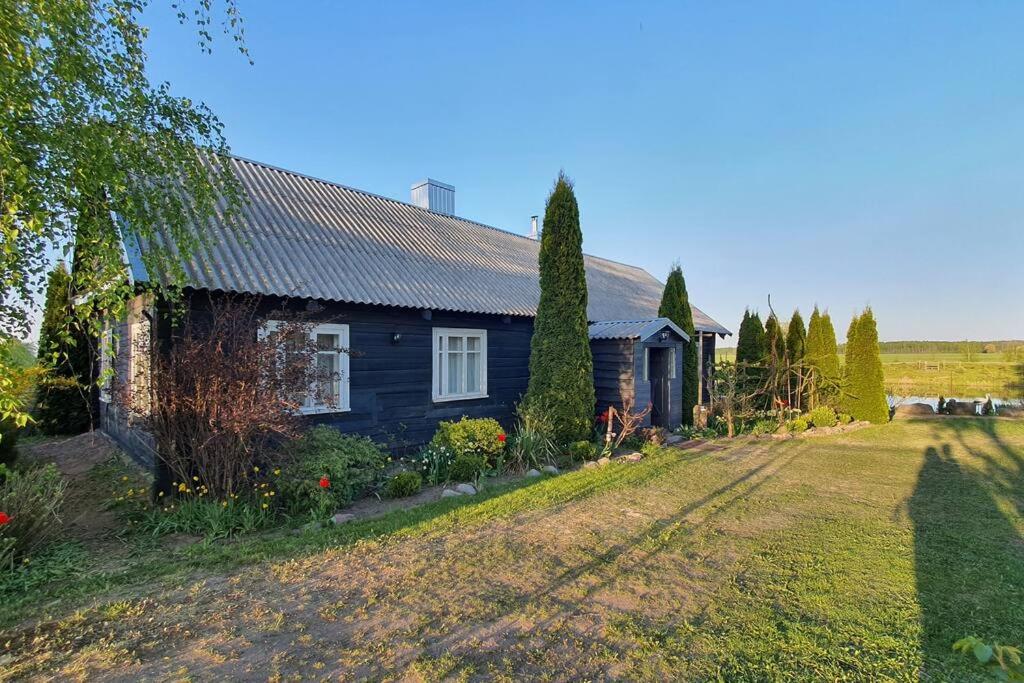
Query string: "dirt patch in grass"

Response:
xmin=20 ymin=432 xmax=146 ymax=545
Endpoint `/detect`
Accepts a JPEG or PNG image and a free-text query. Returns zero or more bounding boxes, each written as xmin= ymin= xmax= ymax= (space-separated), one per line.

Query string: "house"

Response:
xmin=101 ymin=156 xmax=730 ymax=468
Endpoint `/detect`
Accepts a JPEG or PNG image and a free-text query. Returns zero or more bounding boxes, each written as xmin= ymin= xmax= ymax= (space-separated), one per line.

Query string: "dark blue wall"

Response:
xmin=592 ymin=338 xmax=635 ymax=415
xmin=302 ymin=300 xmax=533 ymax=450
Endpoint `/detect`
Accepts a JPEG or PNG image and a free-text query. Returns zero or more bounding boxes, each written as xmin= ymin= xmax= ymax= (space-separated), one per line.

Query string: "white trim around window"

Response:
xmin=432 ymin=328 xmax=488 ymax=402
xmin=260 ymin=321 xmax=351 ymax=414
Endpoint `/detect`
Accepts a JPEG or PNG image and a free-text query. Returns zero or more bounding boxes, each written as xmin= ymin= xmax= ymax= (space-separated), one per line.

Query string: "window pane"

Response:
xmin=447 ymin=350 xmax=463 ymax=395
xmin=317 ymin=333 xmax=338 ymax=351
xmin=316 ymin=352 xmax=339 ymax=405
xmin=467 ymin=352 xmax=480 ymax=393
xmin=467 ymin=336 xmax=480 ymax=352
xmin=448 ymin=336 xmax=463 ymax=352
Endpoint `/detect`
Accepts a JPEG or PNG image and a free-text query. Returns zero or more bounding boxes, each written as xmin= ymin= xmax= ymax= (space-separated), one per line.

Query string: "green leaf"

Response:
xmin=974 ymin=643 xmax=994 ymax=663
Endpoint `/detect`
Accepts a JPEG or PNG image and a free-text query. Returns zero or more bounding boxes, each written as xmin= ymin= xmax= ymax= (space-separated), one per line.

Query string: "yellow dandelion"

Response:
xmin=121 ymin=476 xmax=129 ymax=482
xmin=222 ymin=501 xmax=228 ymax=507
xmin=192 ymin=476 xmax=199 ymax=482
xmin=273 ymin=469 xmax=281 ymax=476
xmin=158 ymin=491 xmax=165 ymax=497
xmin=261 ymin=503 xmax=269 ymax=509
xmin=177 ymin=483 xmax=187 ymax=493
xmin=269 ymin=491 xmax=275 ymax=497
xmin=254 ymin=466 xmax=260 ymax=473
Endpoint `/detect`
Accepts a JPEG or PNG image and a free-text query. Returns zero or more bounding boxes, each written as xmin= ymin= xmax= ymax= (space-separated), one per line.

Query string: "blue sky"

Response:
xmin=140 ymin=1 xmax=1024 ymax=342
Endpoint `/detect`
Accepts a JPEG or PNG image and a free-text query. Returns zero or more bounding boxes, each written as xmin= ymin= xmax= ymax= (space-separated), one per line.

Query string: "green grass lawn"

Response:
xmin=716 ymin=347 xmax=1020 ymax=397
xmin=2 ymin=419 xmax=1023 ymax=680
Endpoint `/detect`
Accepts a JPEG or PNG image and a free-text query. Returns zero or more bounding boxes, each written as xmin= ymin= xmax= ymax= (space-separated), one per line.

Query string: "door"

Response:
xmin=648 ymin=347 xmax=672 ymax=427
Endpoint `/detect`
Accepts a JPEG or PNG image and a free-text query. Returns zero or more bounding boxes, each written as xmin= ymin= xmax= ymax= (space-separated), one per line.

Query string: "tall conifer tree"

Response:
xmin=786 ymin=310 xmax=807 ymax=408
xmin=658 ymin=264 xmax=699 ymax=425
xmin=525 ymin=173 xmax=594 ymax=442
xmin=736 ymin=310 xmax=766 ymax=365
xmin=842 ymin=309 xmax=889 ymax=423
xmin=805 ymin=306 xmax=841 ymax=408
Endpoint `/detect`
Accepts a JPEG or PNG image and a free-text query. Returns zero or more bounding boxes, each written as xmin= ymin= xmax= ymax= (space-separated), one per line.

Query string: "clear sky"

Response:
xmin=138 ymin=0 xmax=1024 ymax=342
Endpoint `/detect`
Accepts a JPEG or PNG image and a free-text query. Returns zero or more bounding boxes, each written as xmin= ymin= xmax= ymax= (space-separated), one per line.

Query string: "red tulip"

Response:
xmin=319 ymin=477 xmax=330 ymax=489
xmin=497 ymin=433 xmax=506 ymax=443
xmin=0 ymin=512 xmax=10 ymax=525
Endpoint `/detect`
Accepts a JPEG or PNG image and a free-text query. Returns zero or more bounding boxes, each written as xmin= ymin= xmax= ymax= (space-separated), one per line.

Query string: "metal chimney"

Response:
xmin=529 ymin=215 xmax=539 ymax=240
xmin=411 ymin=179 xmax=455 ymax=216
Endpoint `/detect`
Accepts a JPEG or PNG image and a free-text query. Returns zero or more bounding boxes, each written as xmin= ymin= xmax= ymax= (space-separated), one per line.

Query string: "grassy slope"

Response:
xmin=2 ymin=419 xmax=1023 ymax=680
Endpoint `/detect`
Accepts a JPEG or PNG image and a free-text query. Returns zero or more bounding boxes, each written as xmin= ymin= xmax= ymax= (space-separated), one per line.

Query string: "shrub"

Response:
xmin=807 ymin=406 xmax=838 ymax=429
xmin=0 ymin=464 xmax=67 ymax=570
xmin=34 ymin=376 xmax=92 ymax=435
xmin=384 ymin=471 xmax=422 ymax=498
xmin=787 ymin=417 xmax=809 ymax=433
xmin=431 ymin=417 xmax=506 ymax=465
xmin=448 ymin=453 xmax=487 ymax=482
xmin=122 ymin=297 xmax=327 ymax=499
xmin=280 ymin=426 xmax=387 ymax=516
xmin=837 ymin=413 xmax=853 ymax=424
xmin=751 ymin=419 xmax=779 ymax=436
xmin=506 ymin=418 xmax=556 ymax=472
xmin=566 ymin=440 xmax=596 ymax=462
xmin=413 ymin=443 xmax=457 ymax=486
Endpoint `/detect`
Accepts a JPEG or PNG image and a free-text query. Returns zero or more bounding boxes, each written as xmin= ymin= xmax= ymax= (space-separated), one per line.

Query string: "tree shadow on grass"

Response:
xmin=909 ymin=437 xmax=1024 ymax=678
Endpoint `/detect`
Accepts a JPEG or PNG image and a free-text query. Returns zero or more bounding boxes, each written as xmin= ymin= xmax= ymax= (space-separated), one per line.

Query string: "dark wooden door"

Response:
xmin=649 ymin=348 xmax=671 ymax=427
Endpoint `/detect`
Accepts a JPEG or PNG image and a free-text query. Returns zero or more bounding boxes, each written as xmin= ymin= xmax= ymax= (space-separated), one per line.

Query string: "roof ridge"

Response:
xmin=226 ymin=153 xmax=659 ymax=277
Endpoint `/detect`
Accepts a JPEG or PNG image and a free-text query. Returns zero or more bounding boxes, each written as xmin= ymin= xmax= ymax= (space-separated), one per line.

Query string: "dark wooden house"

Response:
xmin=102 ymin=157 xmax=730 ymax=469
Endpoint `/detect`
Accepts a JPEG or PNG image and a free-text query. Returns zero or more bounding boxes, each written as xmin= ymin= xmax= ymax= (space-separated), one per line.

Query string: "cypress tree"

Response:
xmin=658 ymin=264 xmax=698 ymax=425
xmin=842 ymin=309 xmax=889 ymax=423
xmin=36 ymin=261 xmax=93 ymax=434
xmin=805 ymin=306 xmax=841 ymax=409
xmin=525 ymin=172 xmax=594 ymax=443
xmin=785 ymin=310 xmax=806 ymax=363
xmin=786 ymin=310 xmax=807 ymax=408
xmin=38 ymin=262 xmax=91 ymax=384
xmin=764 ymin=314 xmax=785 ymax=363
xmin=735 ymin=310 xmax=766 ymax=365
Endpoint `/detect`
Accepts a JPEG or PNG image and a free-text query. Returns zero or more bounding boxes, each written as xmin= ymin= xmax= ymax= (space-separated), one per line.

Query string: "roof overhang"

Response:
xmin=588 ymin=318 xmax=691 ymax=344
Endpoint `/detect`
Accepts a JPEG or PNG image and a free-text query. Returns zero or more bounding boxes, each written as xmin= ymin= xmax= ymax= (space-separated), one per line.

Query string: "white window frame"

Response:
xmin=432 ymin=328 xmax=488 ymax=402
xmin=668 ymin=347 xmax=677 ymax=379
xmin=260 ymin=321 xmax=351 ymax=414
xmin=643 ymin=347 xmax=649 ymax=383
xmin=99 ymin=324 xmax=114 ymax=403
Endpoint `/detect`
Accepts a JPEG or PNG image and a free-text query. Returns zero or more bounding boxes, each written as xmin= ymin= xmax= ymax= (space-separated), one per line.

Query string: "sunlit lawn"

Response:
xmin=2 ymin=418 xmax=1023 ymax=680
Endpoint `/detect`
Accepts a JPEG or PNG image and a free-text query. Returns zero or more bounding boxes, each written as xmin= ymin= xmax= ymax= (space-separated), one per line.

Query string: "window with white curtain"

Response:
xmin=432 ymin=328 xmax=487 ymax=401
xmin=261 ymin=321 xmax=350 ymax=414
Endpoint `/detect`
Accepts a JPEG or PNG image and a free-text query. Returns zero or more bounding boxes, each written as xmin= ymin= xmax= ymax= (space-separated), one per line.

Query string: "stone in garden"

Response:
xmin=454 ymin=483 xmax=477 ymax=495
xmin=583 ymin=461 xmax=599 ymax=469
xmin=441 ymin=488 xmax=463 ymax=498
xmin=330 ymin=513 xmax=355 ymax=525
xmin=525 ymin=469 xmax=542 ymax=477
xmin=665 ymin=434 xmax=684 ymax=445
xmin=541 ymin=465 xmax=559 ymax=475
xmin=597 ymin=457 xmax=611 ymax=466
xmin=618 ymin=452 xmax=643 ymax=463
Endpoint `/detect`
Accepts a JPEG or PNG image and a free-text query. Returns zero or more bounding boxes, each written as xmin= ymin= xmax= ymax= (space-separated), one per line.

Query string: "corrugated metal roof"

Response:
xmin=134 ymin=156 xmax=731 ymax=334
xmin=588 ymin=318 xmax=691 ymax=343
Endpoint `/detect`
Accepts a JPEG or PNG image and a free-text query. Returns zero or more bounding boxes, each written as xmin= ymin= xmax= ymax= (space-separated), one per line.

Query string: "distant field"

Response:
xmin=715 ymin=348 xmax=1020 ymax=398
